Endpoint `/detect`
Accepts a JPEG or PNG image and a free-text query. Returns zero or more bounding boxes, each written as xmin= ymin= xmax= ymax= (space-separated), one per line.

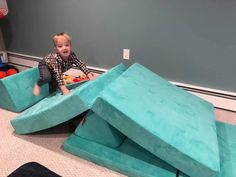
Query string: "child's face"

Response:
xmin=55 ymin=36 xmax=72 ymax=60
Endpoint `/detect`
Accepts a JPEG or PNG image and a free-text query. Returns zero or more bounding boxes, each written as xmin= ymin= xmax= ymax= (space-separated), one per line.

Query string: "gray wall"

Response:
xmin=2 ymin=0 xmax=236 ymax=92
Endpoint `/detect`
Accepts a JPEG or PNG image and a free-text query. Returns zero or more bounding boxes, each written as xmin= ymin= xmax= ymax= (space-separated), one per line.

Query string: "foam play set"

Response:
xmin=0 ymin=63 xmax=235 ymax=177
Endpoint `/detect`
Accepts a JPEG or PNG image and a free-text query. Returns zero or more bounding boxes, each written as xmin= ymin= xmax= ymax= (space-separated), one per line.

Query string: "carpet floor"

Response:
xmin=0 ymin=108 xmax=125 ymax=177
xmin=1 ymin=107 xmax=235 ymax=177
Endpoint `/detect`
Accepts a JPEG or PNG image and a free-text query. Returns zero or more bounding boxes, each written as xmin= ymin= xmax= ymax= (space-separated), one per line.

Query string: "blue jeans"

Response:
xmin=37 ymin=60 xmax=58 ymax=93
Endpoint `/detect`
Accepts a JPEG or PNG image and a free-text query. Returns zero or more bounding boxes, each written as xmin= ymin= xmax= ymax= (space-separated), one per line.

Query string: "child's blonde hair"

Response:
xmin=53 ymin=32 xmax=71 ymax=46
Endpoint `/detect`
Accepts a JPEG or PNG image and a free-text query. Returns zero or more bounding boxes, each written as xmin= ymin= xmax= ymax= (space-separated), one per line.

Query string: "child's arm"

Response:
xmin=56 ymin=67 xmax=70 ymax=95
xmin=70 ymin=53 xmax=92 ymax=78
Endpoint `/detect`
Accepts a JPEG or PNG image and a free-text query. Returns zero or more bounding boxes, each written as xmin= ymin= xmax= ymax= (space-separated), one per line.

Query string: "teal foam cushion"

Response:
xmin=179 ymin=172 xmax=188 ymax=177
xmin=92 ymin=63 xmax=220 ymax=177
xmin=216 ymin=121 xmax=236 ymax=177
xmin=180 ymin=122 xmax=236 ymax=177
xmin=75 ymin=111 xmax=126 ymax=148
xmin=78 ymin=63 xmax=127 ymax=107
xmin=11 ymin=64 xmax=127 ymax=134
xmin=0 ymin=67 xmax=49 ymax=112
xmin=11 ymin=87 xmax=88 ymax=134
xmin=64 ymin=112 xmax=178 ymax=177
xmin=64 ymin=135 xmax=178 ymax=177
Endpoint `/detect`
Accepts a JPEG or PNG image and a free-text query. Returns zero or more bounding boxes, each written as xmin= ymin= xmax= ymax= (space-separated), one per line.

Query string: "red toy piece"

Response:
xmin=6 ymin=68 xmax=18 ymax=76
xmin=0 ymin=11 xmax=4 ymax=20
xmin=0 ymin=71 xmax=7 ymax=79
xmin=73 ymin=78 xmax=81 ymax=83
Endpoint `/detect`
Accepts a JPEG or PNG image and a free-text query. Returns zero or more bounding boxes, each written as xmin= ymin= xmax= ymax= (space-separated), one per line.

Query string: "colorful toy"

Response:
xmin=6 ymin=68 xmax=18 ymax=76
xmin=0 ymin=0 xmax=8 ymax=20
xmin=63 ymin=73 xmax=89 ymax=85
xmin=0 ymin=71 xmax=7 ymax=79
xmin=72 ymin=77 xmax=81 ymax=83
xmin=63 ymin=75 xmax=74 ymax=84
xmin=0 ymin=11 xmax=4 ymax=19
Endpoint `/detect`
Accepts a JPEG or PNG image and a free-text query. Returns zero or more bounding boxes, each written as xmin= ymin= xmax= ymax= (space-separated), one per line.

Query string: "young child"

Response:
xmin=33 ymin=32 xmax=94 ymax=96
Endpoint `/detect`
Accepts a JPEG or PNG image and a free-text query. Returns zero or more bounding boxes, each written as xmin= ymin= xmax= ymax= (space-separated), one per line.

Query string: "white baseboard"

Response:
xmin=7 ymin=51 xmax=40 ymax=71
xmin=7 ymin=51 xmax=236 ymax=112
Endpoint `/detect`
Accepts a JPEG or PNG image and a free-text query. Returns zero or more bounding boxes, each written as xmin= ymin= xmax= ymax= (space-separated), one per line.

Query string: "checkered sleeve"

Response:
xmin=71 ymin=53 xmax=90 ymax=75
xmin=56 ymin=64 xmax=65 ymax=86
xmin=45 ymin=54 xmax=65 ymax=86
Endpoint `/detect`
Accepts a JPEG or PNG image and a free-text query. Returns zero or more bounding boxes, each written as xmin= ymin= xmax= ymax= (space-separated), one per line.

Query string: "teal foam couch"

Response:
xmin=90 ymin=63 xmax=220 ymax=177
xmin=64 ymin=111 xmax=179 ymax=177
xmin=6 ymin=63 xmax=236 ymax=177
xmin=64 ymin=63 xmax=223 ymax=177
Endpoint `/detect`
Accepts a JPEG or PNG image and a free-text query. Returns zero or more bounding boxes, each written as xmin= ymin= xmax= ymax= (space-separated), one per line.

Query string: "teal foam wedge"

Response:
xmin=92 ymin=63 xmax=220 ymax=177
xmin=64 ymin=111 xmax=178 ymax=177
xmin=216 ymin=121 xmax=236 ymax=177
xmin=0 ymin=67 xmax=49 ymax=112
xmin=11 ymin=64 xmax=127 ymax=134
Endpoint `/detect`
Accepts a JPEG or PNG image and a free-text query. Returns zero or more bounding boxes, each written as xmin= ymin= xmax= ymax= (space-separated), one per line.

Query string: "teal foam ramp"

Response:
xmin=216 ymin=121 xmax=236 ymax=177
xmin=91 ymin=63 xmax=220 ymax=177
xmin=11 ymin=87 xmax=87 ymax=134
xmin=11 ymin=64 xmax=126 ymax=134
xmin=0 ymin=67 xmax=49 ymax=112
xmin=64 ymin=111 xmax=178 ymax=177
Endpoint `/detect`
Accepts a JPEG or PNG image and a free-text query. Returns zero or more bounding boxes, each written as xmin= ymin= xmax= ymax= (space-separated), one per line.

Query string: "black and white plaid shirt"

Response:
xmin=43 ymin=52 xmax=90 ymax=86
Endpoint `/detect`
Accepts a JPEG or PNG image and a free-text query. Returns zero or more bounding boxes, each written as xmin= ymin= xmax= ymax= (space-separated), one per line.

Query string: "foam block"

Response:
xmin=64 ymin=112 xmax=178 ymax=177
xmin=78 ymin=63 xmax=127 ymax=107
xmin=11 ymin=87 xmax=88 ymax=134
xmin=92 ymin=63 xmax=220 ymax=177
xmin=216 ymin=121 xmax=236 ymax=177
xmin=11 ymin=64 xmax=127 ymax=134
xmin=179 ymin=121 xmax=236 ymax=177
xmin=0 ymin=67 xmax=49 ymax=112
xmin=74 ymin=111 xmax=126 ymax=148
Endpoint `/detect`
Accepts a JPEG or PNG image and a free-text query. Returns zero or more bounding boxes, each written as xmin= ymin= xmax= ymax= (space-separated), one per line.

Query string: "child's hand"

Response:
xmin=87 ymin=73 xmax=96 ymax=80
xmin=60 ymin=85 xmax=70 ymax=95
xmin=62 ymin=88 xmax=70 ymax=95
xmin=33 ymin=84 xmax=41 ymax=96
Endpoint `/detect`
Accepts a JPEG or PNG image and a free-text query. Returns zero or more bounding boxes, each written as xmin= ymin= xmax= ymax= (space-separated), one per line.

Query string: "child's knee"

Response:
xmin=43 ymin=74 xmax=52 ymax=83
xmin=37 ymin=74 xmax=52 ymax=86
